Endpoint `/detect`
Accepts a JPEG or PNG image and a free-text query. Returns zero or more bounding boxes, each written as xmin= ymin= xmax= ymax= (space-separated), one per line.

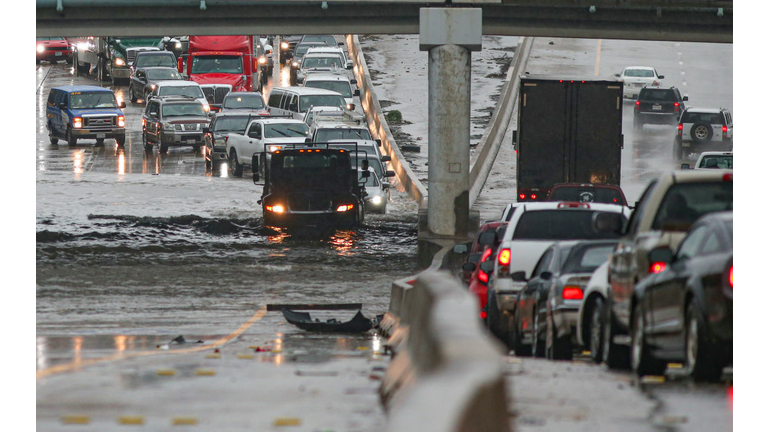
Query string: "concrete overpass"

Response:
xmin=37 ymin=0 xmax=732 ymax=43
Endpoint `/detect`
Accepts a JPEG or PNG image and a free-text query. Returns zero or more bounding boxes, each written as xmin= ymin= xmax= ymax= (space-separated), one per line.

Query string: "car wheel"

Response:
xmin=160 ymin=143 xmax=169 ymax=154
xmin=673 ymin=139 xmax=683 ymax=161
xmin=588 ymin=297 xmax=604 ymax=364
xmin=602 ymin=300 xmax=630 ymax=369
xmin=229 ymin=150 xmax=243 ymax=177
xmin=66 ymin=127 xmax=77 ymax=147
xmin=690 ymin=121 xmax=713 ymax=143
xmin=547 ymin=312 xmax=573 ymax=361
xmin=684 ymin=302 xmax=724 ymax=382
xmin=95 ymin=138 xmax=105 ymax=147
xmin=631 ymin=303 xmax=666 ymax=377
xmin=486 ymin=293 xmax=508 ymax=347
xmin=142 ymin=132 xmax=153 ymax=152
xmin=532 ymin=308 xmax=545 ymax=358
xmin=48 ymin=124 xmax=58 ymax=145
xmin=512 ymin=312 xmax=532 ymax=357
xmin=129 ymin=86 xmax=137 ymax=103
xmin=116 ymin=135 xmax=125 ymax=147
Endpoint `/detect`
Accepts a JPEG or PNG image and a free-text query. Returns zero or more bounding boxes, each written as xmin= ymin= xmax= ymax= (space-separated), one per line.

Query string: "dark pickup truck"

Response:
xmin=254 ymin=143 xmax=368 ymax=228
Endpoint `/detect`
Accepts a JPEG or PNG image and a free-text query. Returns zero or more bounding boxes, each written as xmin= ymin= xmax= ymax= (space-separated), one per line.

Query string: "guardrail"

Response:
xmin=469 ymin=36 xmax=532 ymax=207
xmin=347 ymin=34 xmax=429 ymax=209
xmin=379 ymin=248 xmax=510 ymax=432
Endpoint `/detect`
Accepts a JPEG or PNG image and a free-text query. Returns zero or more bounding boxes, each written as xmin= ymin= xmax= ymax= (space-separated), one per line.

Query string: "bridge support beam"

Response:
xmin=417 ymin=7 xmax=482 ymax=266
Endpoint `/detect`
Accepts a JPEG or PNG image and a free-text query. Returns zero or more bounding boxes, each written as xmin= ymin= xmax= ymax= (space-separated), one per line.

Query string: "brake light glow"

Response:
xmin=562 ymin=286 xmax=583 ymax=300
xmin=723 ymin=173 xmax=733 ymax=181
xmin=73 ymin=117 xmax=83 ymax=129
xmin=649 ymin=262 xmax=666 ymax=274
xmin=722 ymin=125 xmax=728 ymax=135
xmin=478 ymin=271 xmax=489 ymax=284
xmin=118 ymin=116 xmax=125 ymax=128
xmin=531 ymin=194 xmax=537 ymax=200
xmin=266 ymin=204 xmax=285 ymax=213
xmin=336 ymin=204 xmax=354 ymax=212
xmin=674 ymin=102 xmax=680 ymax=112
xmin=498 ymin=248 xmax=511 ymax=266
xmin=635 ymin=100 xmax=641 ymax=110
xmin=677 ymin=124 xmax=683 ymax=135
xmin=729 ymin=266 xmax=733 ymax=288
xmin=480 ymin=311 xmax=487 ymax=319
xmin=481 ymin=248 xmax=492 ymax=262
xmin=558 ymin=202 xmax=590 ymax=209
xmin=519 ymin=193 xmax=525 ymax=200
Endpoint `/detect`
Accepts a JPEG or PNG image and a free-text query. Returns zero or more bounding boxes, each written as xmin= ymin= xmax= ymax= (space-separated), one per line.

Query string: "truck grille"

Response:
xmin=288 ymin=194 xmax=332 ymax=212
xmin=201 ymin=85 xmax=232 ymax=104
xmin=183 ymin=123 xmax=199 ymax=131
xmin=83 ymin=115 xmax=117 ymax=129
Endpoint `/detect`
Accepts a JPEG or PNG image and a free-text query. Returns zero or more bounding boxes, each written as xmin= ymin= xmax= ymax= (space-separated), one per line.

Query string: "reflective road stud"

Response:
xmin=195 ymin=369 xmax=216 ymax=376
xmin=172 ymin=417 xmax=199 ymax=425
xmin=156 ymin=369 xmax=176 ymax=376
xmin=205 ymin=353 xmax=221 ymax=359
xmin=273 ymin=417 xmax=302 ymax=426
xmin=236 ymin=354 xmax=254 ymax=359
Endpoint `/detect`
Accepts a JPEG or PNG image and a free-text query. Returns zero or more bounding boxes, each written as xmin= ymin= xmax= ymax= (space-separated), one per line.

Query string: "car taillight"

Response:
xmin=531 ymin=194 xmax=538 ymax=200
xmin=674 ymin=102 xmax=680 ymax=111
xmin=723 ymin=173 xmax=733 ymax=181
xmin=722 ymin=125 xmax=728 ymax=135
xmin=498 ymin=248 xmax=511 ymax=267
xmin=677 ymin=123 xmax=683 ymax=135
xmin=336 ymin=204 xmax=354 ymax=212
xmin=224 ymin=135 xmax=229 ymax=143
xmin=635 ymin=100 xmax=641 ymax=110
xmin=478 ymin=271 xmax=489 ymax=284
xmin=729 ymin=266 xmax=733 ymax=288
xmin=73 ymin=117 xmax=82 ymax=129
xmin=519 ymin=193 xmax=525 ymax=200
xmin=562 ymin=286 xmax=583 ymax=300
xmin=649 ymin=262 xmax=666 ymax=274
xmin=142 ymin=118 xmax=146 ymax=127
xmin=481 ymin=248 xmax=492 ymax=262
xmin=480 ymin=310 xmax=487 ymax=320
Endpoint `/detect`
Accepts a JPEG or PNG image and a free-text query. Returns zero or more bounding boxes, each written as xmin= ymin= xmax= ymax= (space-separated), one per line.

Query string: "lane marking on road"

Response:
xmin=594 ymin=39 xmax=602 ymax=76
xmin=36 ymin=306 xmax=268 ymax=379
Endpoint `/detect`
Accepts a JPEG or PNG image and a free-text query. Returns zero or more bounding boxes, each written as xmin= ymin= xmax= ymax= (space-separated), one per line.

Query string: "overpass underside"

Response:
xmin=37 ymin=1 xmax=732 ymax=43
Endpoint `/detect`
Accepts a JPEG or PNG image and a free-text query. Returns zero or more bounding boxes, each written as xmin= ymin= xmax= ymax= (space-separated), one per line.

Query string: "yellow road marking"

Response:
xmin=118 ymin=416 xmax=145 ymax=425
xmin=61 ymin=415 xmax=90 ymax=424
xmin=595 ymin=39 xmax=603 ymax=76
xmin=36 ymin=306 xmax=268 ymax=379
xmin=172 ymin=417 xmax=199 ymax=425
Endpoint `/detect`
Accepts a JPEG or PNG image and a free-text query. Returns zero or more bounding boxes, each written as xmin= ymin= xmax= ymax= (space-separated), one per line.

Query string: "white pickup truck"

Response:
xmin=225 ymin=118 xmax=310 ymax=177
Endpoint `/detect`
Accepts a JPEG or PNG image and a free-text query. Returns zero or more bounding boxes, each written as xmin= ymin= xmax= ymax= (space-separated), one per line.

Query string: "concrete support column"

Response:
xmin=419 ymin=8 xmax=482 ymax=237
xmin=426 ymin=44 xmax=471 ymax=235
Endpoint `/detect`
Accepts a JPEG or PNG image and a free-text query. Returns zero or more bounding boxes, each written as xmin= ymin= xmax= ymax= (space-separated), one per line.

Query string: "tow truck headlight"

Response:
xmin=37 ymin=45 xmax=45 ymax=53
xmin=114 ymin=57 xmax=126 ymax=67
xmin=73 ymin=117 xmax=83 ymax=129
xmin=268 ymin=145 xmax=282 ymax=153
xmin=118 ymin=116 xmax=125 ymax=128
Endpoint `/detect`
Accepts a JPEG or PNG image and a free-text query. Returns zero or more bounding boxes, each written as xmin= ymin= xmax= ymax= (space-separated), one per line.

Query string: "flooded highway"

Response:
xmin=36 ymin=61 xmax=416 ymax=430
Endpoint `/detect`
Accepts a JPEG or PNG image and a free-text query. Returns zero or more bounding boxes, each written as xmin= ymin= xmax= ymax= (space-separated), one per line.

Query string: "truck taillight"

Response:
xmin=635 ymin=100 xmax=641 ymax=110
xmin=677 ymin=123 xmax=683 ymax=135
xmin=498 ymin=248 xmax=511 ymax=267
xmin=519 ymin=193 xmax=526 ymax=200
xmin=674 ymin=102 xmax=680 ymax=112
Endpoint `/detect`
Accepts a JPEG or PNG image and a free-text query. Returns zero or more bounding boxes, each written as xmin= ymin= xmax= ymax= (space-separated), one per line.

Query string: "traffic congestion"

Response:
xmin=35 ymin=32 xmax=735 ymax=430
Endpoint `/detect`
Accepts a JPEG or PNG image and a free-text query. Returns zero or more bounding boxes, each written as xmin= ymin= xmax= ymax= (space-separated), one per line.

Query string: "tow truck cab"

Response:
xmin=255 ymin=143 xmax=368 ymax=228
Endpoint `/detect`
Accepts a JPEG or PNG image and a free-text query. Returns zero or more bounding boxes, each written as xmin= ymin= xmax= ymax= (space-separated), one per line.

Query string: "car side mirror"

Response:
xmin=614 ymin=73 xmax=620 ymax=78
xmin=354 ymin=89 xmax=360 ymax=97
xmin=381 ymin=155 xmax=391 ymax=162
xmin=350 ymin=79 xmax=357 ymax=85
xmin=375 ymin=139 xmax=382 ymax=147
xmin=683 ymin=95 xmax=689 ymax=101
xmin=361 ymin=170 xmax=370 ymax=178
xmin=681 ymin=163 xmax=691 ymax=170
xmin=361 ymin=159 xmax=369 ymax=171
xmin=453 ymin=244 xmax=468 ymax=254
xmin=510 ymin=271 xmax=527 ymax=282
xmin=480 ymin=261 xmax=495 ymax=273
xmin=592 ymin=212 xmax=624 ymax=235
xmin=462 ymin=262 xmax=476 ymax=273
xmin=540 ymin=271 xmax=552 ymax=281
xmin=648 ymin=247 xmax=674 ymax=265
xmin=346 ymin=61 xmax=353 ymax=70
xmin=658 ymin=75 xmax=665 ymax=79
xmin=385 ymin=170 xmax=395 ymax=178
xmin=119 ymin=101 xmax=126 ymax=108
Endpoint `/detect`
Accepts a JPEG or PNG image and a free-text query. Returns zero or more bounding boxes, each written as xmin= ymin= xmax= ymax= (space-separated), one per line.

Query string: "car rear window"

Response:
xmin=159 ymin=85 xmax=204 ymax=99
xmin=549 ymin=187 xmax=625 ymax=205
xmin=315 ymin=128 xmax=372 ymax=142
xmin=214 ymin=116 xmax=251 ymax=133
xmin=698 ymin=155 xmax=733 ymax=169
xmin=562 ymin=244 xmax=616 ymax=274
xmin=639 ymin=89 xmax=677 ymax=102
xmin=681 ymin=111 xmax=725 ymax=124
xmin=513 ymin=210 xmax=625 ymax=240
xmin=651 ymin=181 xmax=733 ymax=231
xmin=624 ymin=69 xmax=654 ymax=78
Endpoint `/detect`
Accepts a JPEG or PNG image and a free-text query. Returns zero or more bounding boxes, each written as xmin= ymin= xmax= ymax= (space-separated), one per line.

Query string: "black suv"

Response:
xmin=142 ymin=96 xmax=210 ymax=153
xmin=129 ymin=67 xmax=183 ymax=103
xmin=633 ymin=86 xmax=687 ymax=130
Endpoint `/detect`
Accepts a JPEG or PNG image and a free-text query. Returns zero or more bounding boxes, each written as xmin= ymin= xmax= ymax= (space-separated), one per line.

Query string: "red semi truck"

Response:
xmin=180 ymin=36 xmax=261 ymax=111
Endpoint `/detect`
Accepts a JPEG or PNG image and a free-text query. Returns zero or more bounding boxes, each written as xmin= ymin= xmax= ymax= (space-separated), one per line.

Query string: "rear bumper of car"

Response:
xmin=552 ymin=306 xmax=580 ymax=338
xmin=635 ymin=111 xmax=679 ymax=124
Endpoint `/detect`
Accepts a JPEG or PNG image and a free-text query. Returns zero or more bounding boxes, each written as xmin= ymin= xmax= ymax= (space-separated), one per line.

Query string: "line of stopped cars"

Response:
xmin=458 ymin=168 xmax=733 ymax=382
xmin=43 ymin=34 xmax=395 ymax=228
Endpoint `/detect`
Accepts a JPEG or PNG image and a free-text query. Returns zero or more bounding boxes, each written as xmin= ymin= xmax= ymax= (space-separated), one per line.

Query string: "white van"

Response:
xmin=266 ymin=86 xmax=348 ymax=120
